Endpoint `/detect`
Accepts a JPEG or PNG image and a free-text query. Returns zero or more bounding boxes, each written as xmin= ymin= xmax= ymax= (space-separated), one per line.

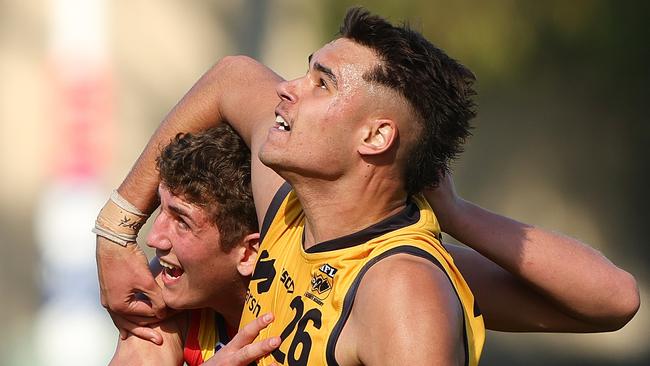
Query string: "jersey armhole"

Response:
xmin=325 ymin=246 xmax=470 ymax=366
xmin=260 ymin=181 xmax=291 ymax=242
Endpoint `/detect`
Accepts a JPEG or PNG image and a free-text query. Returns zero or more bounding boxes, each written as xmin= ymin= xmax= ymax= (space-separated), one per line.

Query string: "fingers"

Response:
xmin=111 ymin=313 xmax=163 ymax=345
xmin=133 ymin=256 xmax=167 ymax=319
xmin=110 ymin=298 xmax=157 ymax=318
xmin=139 ymin=283 xmax=167 ymax=319
xmin=103 ymin=278 xmax=167 ymax=318
xmin=97 ymin=237 xmax=164 ymax=318
xmin=206 ymin=313 xmax=279 ymax=366
xmin=122 ymin=314 xmax=162 ymax=326
xmin=228 ymin=312 xmax=275 ymax=349
xmin=128 ymin=325 xmax=164 ymax=345
xmin=232 ymin=336 xmax=281 ymax=366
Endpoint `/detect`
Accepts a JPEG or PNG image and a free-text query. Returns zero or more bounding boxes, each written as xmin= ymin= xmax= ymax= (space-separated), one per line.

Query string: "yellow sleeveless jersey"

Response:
xmin=241 ymin=183 xmax=484 ymax=366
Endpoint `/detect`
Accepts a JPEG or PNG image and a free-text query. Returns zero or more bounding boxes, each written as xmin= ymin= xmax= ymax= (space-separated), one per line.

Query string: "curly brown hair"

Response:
xmin=340 ymin=7 xmax=476 ymax=194
xmin=156 ymin=124 xmax=257 ymax=252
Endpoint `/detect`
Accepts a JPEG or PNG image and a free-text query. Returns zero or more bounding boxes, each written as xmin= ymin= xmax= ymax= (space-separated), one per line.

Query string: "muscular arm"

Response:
xmin=427 ymin=175 xmax=639 ymax=332
xmin=97 ymin=56 xmax=286 ymax=335
xmin=349 ymin=255 xmax=465 ymax=365
xmin=117 ymin=55 xmax=285 ymax=222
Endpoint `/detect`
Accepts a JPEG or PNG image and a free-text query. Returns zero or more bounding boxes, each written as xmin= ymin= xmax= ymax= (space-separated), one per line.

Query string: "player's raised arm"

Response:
xmin=116 ymin=55 xmax=286 ymax=220
xmin=95 ymin=56 xmax=286 ymax=330
xmin=426 ymin=174 xmax=639 ymax=332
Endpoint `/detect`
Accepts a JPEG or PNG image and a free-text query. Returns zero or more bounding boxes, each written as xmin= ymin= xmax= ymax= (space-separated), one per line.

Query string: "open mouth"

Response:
xmin=159 ymin=258 xmax=184 ymax=280
xmin=275 ymin=114 xmax=291 ymax=131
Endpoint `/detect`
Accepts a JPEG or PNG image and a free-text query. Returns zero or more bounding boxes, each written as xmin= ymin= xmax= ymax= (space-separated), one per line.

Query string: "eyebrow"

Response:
xmin=168 ymin=203 xmax=198 ymax=227
xmin=308 ymin=54 xmax=338 ymax=89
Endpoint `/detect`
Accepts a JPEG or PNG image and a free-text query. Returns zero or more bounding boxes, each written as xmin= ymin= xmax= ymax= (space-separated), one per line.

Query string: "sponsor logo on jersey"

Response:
xmin=280 ymin=269 xmax=295 ymax=294
xmin=245 ymin=288 xmax=262 ymax=318
xmin=305 ymin=263 xmax=338 ymax=305
xmin=311 ymin=273 xmax=332 ymax=294
xmin=319 ymin=263 xmax=338 ymax=278
xmin=251 ymin=250 xmax=276 ymax=294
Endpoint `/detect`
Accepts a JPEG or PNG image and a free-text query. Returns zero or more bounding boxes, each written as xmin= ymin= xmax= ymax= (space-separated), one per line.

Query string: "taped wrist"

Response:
xmin=93 ymin=190 xmax=149 ymax=246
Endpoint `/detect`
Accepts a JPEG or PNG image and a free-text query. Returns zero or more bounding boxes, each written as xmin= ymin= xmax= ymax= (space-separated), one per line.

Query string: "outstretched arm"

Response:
xmin=96 ymin=56 xmax=286 ymax=336
xmin=427 ymin=174 xmax=639 ymax=332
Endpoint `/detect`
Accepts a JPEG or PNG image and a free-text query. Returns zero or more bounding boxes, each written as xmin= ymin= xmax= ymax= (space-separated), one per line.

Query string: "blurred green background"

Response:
xmin=0 ymin=0 xmax=647 ymax=365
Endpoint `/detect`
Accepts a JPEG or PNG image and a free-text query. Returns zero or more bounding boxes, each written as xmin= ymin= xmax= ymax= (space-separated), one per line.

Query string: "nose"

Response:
xmin=146 ymin=212 xmax=172 ymax=252
xmin=276 ymin=78 xmax=298 ymax=104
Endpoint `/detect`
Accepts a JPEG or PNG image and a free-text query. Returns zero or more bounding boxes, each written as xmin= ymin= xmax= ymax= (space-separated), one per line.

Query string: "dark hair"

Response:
xmin=340 ymin=7 xmax=476 ymax=193
xmin=156 ymin=124 xmax=257 ymax=252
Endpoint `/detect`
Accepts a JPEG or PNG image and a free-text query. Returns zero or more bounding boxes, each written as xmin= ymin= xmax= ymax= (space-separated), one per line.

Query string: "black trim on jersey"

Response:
xmin=260 ymin=181 xmax=292 ymax=243
xmin=305 ymin=199 xmax=420 ymax=253
xmin=325 ymin=246 xmax=470 ymax=366
xmin=473 ymin=296 xmax=482 ymax=318
xmin=214 ymin=312 xmax=230 ymax=350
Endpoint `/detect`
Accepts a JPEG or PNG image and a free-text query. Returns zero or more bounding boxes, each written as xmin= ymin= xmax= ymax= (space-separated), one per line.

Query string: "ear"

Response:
xmin=358 ymin=119 xmax=397 ymax=156
xmin=236 ymin=232 xmax=260 ymax=277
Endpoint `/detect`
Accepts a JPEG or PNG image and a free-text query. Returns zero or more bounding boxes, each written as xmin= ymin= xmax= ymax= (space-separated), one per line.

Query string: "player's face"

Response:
xmin=146 ymin=184 xmax=241 ymax=310
xmin=259 ymin=38 xmax=380 ymax=181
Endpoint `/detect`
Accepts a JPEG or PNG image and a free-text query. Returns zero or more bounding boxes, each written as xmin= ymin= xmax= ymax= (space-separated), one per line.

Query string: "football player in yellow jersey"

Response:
xmin=97 ymin=7 xmax=639 ymax=366
xmin=106 ymin=123 xmax=637 ymax=366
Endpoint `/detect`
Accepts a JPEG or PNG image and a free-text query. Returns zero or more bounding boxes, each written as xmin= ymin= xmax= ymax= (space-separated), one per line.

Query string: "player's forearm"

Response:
xmin=206 ymin=55 xmax=283 ymax=147
xmin=117 ymin=56 xmax=282 ymax=214
xmin=445 ymin=198 xmax=639 ymax=329
xmin=116 ymin=59 xmax=233 ymax=213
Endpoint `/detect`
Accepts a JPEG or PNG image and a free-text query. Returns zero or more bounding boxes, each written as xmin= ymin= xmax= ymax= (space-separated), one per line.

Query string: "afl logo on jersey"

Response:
xmin=305 ymin=263 xmax=338 ymax=306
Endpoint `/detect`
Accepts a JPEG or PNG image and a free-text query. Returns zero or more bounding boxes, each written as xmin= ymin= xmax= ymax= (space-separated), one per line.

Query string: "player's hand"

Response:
xmin=109 ymin=305 xmax=180 ymax=345
xmin=200 ymin=313 xmax=281 ymax=366
xmin=96 ymin=236 xmax=167 ymax=328
xmin=109 ymin=310 xmax=165 ymax=345
xmin=424 ymin=172 xmax=463 ymax=233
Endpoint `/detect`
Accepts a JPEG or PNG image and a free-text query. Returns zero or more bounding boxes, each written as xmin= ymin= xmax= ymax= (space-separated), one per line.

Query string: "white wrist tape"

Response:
xmin=93 ymin=190 xmax=149 ymax=246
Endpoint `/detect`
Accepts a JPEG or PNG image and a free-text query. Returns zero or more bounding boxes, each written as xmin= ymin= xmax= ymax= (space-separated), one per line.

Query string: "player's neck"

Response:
xmin=219 ymin=308 xmax=242 ymax=336
xmin=208 ymin=278 xmax=248 ymax=331
xmin=292 ymin=174 xmax=407 ymax=250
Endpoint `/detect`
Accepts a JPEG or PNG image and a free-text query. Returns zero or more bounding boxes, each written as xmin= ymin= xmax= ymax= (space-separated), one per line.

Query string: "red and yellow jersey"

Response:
xmin=241 ymin=183 xmax=485 ymax=366
xmin=183 ymin=309 xmax=233 ymax=366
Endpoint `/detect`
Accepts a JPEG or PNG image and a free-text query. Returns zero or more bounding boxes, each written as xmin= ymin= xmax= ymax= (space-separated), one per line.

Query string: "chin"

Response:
xmin=162 ymin=295 xmax=181 ymax=310
xmin=258 ymin=145 xmax=277 ymax=165
xmin=259 ymin=150 xmax=288 ymax=174
xmin=162 ymin=290 xmax=191 ymax=310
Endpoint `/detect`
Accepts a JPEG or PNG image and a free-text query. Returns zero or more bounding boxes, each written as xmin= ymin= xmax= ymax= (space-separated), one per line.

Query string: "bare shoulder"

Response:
xmin=356 ymin=253 xmax=461 ymax=306
xmin=349 ymin=253 xmax=465 ymax=366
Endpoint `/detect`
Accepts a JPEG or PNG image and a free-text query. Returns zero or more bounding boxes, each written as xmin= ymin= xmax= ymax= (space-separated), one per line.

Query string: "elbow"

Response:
xmin=593 ymin=270 xmax=640 ymax=332
xmin=209 ymin=55 xmax=262 ymax=79
xmin=215 ymin=55 xmax=256 ymax=68
xmin=610 ymin=271 xmax=640 ymax=330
